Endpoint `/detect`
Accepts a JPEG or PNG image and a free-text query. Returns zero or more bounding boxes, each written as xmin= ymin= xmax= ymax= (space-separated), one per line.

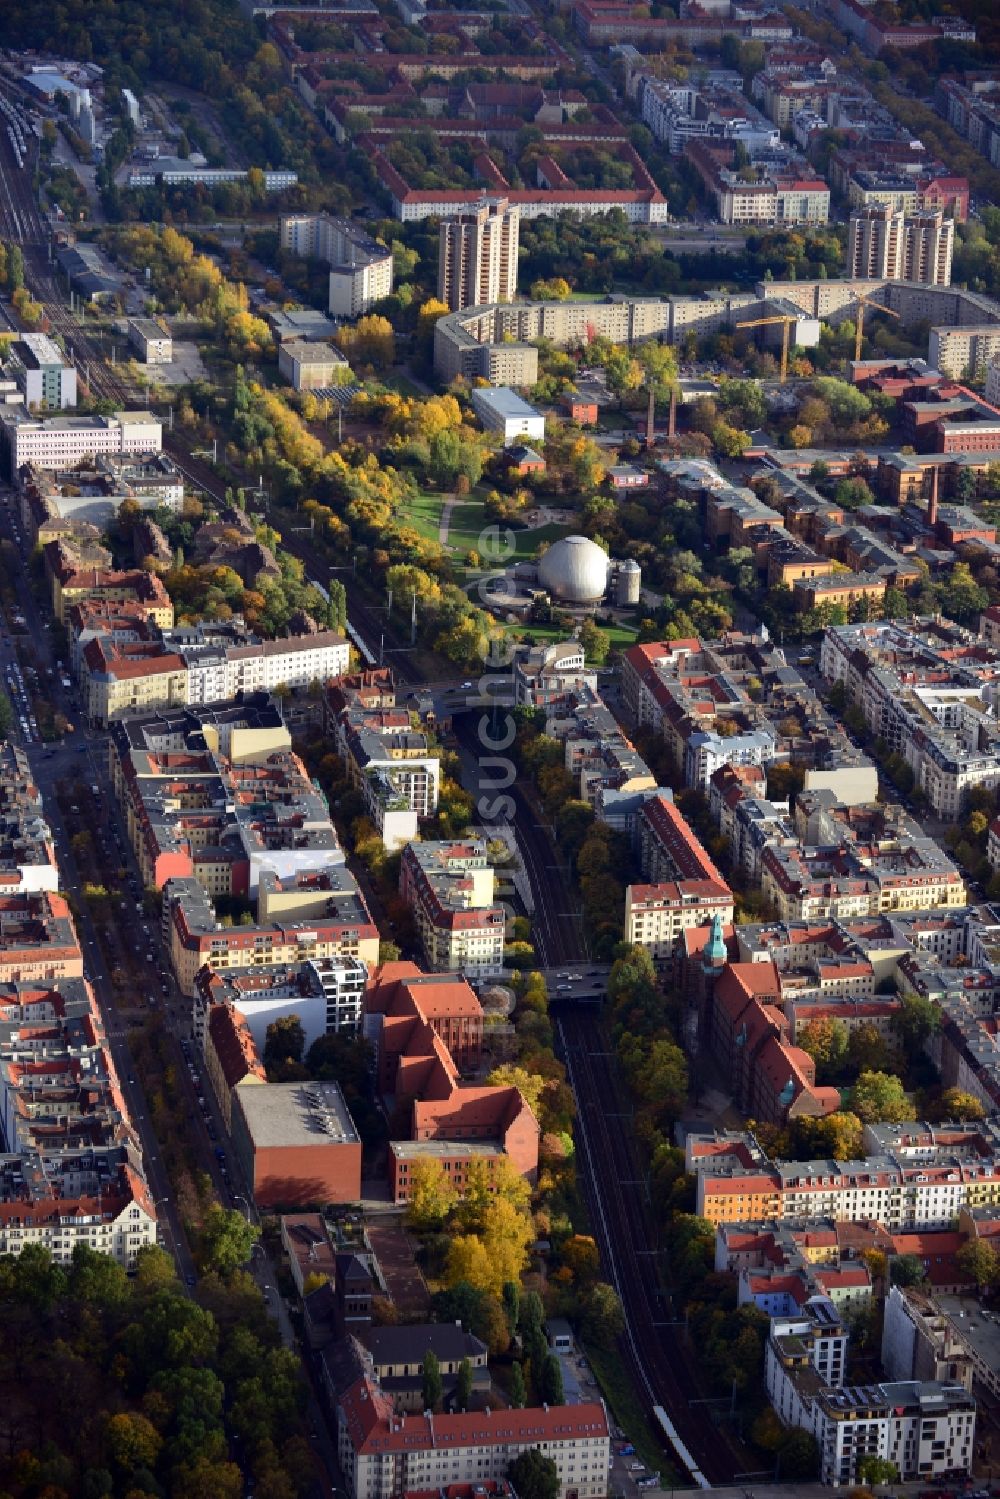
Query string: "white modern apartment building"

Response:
xmin=279 ymin=214 xmax=394 ymax=317
xmin=7 ymin=333 xmax=77 ymax=409
xmin=193 ymin=954 xmax=368 ymax=1053
xmin=765 ymin=1300 xmax=975 ymax=1486
xmin=0 ymin=409 xmax=162 ymax=478
xmin=333 ymin=707 xmax=441 ymax=854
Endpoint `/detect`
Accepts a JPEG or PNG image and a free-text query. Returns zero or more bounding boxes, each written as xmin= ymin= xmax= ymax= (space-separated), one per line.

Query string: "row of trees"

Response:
xmin=513 ymin=709 xmax=633 ymax=957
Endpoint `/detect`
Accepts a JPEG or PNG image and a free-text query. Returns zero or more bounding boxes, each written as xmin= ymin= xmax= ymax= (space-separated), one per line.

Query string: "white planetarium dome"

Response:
xmin=537 ymin=535 xmax=609 ymax=604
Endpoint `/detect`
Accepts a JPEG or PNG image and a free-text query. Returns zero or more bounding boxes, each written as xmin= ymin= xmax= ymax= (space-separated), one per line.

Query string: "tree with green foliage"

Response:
xmin=539 ymin=1353 xmax=564 ymax=1406
xmin=578 ymin=616 xmax=611 ymax=665
xmin=431 ymin=1282 xmax=510 ymax=1357
xmin=892 ymin=991 xmax=940 ymax=1058
xmin=955 ymin=1239 xmax=999 ymax=1290
xmin=198 ymin=1205 xmax=260 ymax=1276
xmin=421 ymin=1349 xmax=443 ymax=1412
xmin=455 ymin=1357 xmax=473 ymax=1411
xmin=777 ymin=1428 xmax=819 ymax=1481
xmin=263 ymin=1014 xmax=305 ymax=1070
xmin=857 ymin=1457 xmax=900 ymax=1486
xmin=889 ymin=1254 xmax=926 ymax=1288
xmin=508 ymin=1449 xmax=559 ymax=1499
xmin=851 ymin=1069 xmax=910 ymax=1124
xmin=578 ymin=1281 xmax=625 ymax=1348
xmin=502 ymin=1279 xmax=520 ymax=1336
xmin=509 ymin=1361 xmax=527 ymax=1409
xmin=328 ymin=578 xmax=348 ymax=632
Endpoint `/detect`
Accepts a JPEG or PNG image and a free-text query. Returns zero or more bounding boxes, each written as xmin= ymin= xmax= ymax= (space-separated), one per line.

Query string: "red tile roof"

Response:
xmin=340 ymin=1376 xmax=608 ymax=1455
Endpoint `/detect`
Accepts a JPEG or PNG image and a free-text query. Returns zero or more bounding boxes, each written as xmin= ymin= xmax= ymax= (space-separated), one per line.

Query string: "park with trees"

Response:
xmin=0 ymin=1237 xmax=316 ymax=1499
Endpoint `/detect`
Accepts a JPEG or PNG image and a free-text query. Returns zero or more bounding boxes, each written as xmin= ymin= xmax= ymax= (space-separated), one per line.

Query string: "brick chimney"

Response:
xmin=928 ymin=465 xmax=939 ymax=530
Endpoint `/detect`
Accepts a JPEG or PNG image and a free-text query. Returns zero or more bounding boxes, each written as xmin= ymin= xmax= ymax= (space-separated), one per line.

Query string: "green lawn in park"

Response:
xmin=513 ymin=619 xmax=639 ymax=648
xmin=397 ymin=490 xmax=572 ymax=563
xmin=397 ymin=489 xmax=447 ymax=543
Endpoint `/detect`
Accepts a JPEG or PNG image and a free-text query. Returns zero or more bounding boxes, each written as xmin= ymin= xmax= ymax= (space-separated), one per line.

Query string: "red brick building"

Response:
xmin=367 ymin=962 xmax=540 ymax=1201
xmin=561 ymin=393 xmax=598 ymax=425
xmin=231 ymin=1080 xmax=362 ymax=1208
xmin=709 ymin=961 xmax=840 ymax=1126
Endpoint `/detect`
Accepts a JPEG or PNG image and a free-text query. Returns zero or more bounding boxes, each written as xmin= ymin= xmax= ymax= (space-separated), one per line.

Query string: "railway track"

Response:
xmin=559 ymin=1008 xmax=751 ymax=1486
xmin=0 ymin=116 xmax=132 ymax=407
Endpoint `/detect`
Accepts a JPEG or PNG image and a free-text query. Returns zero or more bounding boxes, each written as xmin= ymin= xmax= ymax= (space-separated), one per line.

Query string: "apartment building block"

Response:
xmin=279 ymin=213 xmax=394 ymax=317
xmin=820 ymin=618 xmax=1000 ymax=819
xmin=203 ymin=1001 xmax=267 ymax=1128
xmin=0 ymin=744 xmax=58 ymax=894
xmin=19 ymin=452 xmax=184 ymax=531
xmin=194 ymin=952 xmax=368 ymax=1056
xmin=0 ymin=793 xmax=157 ymax=1266
xmin=620 ymin=628 xmax=876 ymax=805
xmin=398 ymin=839 xmax=506 ymax=979
xmin=692 ymin=1118 xmax=1000 ymax=1229
xmin=882 ymin=1286 xmax=975 ymax=1391
xmin=164 ymin=874 xmax=379 ymax=996
xmin=337 ymin=1378 xmax=609 ymax=1499
xmin=0 ymin=409 xmax=162 ymax=478
xmin=848 ymin=206 xmax=954 ymax=287
xmin=766 ymin=1302 xmax=975 ymax=1488
xmin=0 ymin=890 xmax=83 ymax=984
xmin=81 ymin=619 xmax=349 ymax=725
xmin=111 ymin=708 xmax=343 ymax=897
xmin=46 ymin=557 xmax=174 ymax=628
xmin=438 ymin=197 xmax=520 ymax=311
xmin=327 ymin=671 xmax=442 ymax=854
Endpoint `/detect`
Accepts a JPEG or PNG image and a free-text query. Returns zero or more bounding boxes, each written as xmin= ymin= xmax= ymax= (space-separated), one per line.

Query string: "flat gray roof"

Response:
xmin=472 ymin=387 xmax=542 ymax=419
xmin=237 ymin=1081 xmax=359 ymax=1148
xmin=935 ymin=1293 xmax=1000 ymax=1378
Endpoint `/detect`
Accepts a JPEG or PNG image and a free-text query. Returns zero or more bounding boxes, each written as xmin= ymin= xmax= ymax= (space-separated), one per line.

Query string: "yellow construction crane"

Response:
xmin=852 ymin=294 xmax=900 ymax=362
xmin=736 ymin=313 xmax=799 ymax=383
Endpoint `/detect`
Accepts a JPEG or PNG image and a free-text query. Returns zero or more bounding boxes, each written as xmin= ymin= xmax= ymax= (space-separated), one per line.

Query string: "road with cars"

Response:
xmin=0 ymin=481 xmax=348 ymax=1488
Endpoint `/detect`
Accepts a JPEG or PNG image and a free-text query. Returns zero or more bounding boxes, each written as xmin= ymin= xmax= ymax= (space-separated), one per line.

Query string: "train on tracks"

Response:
xmin=652 ymin=1406 xmax=711 ymax=1490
